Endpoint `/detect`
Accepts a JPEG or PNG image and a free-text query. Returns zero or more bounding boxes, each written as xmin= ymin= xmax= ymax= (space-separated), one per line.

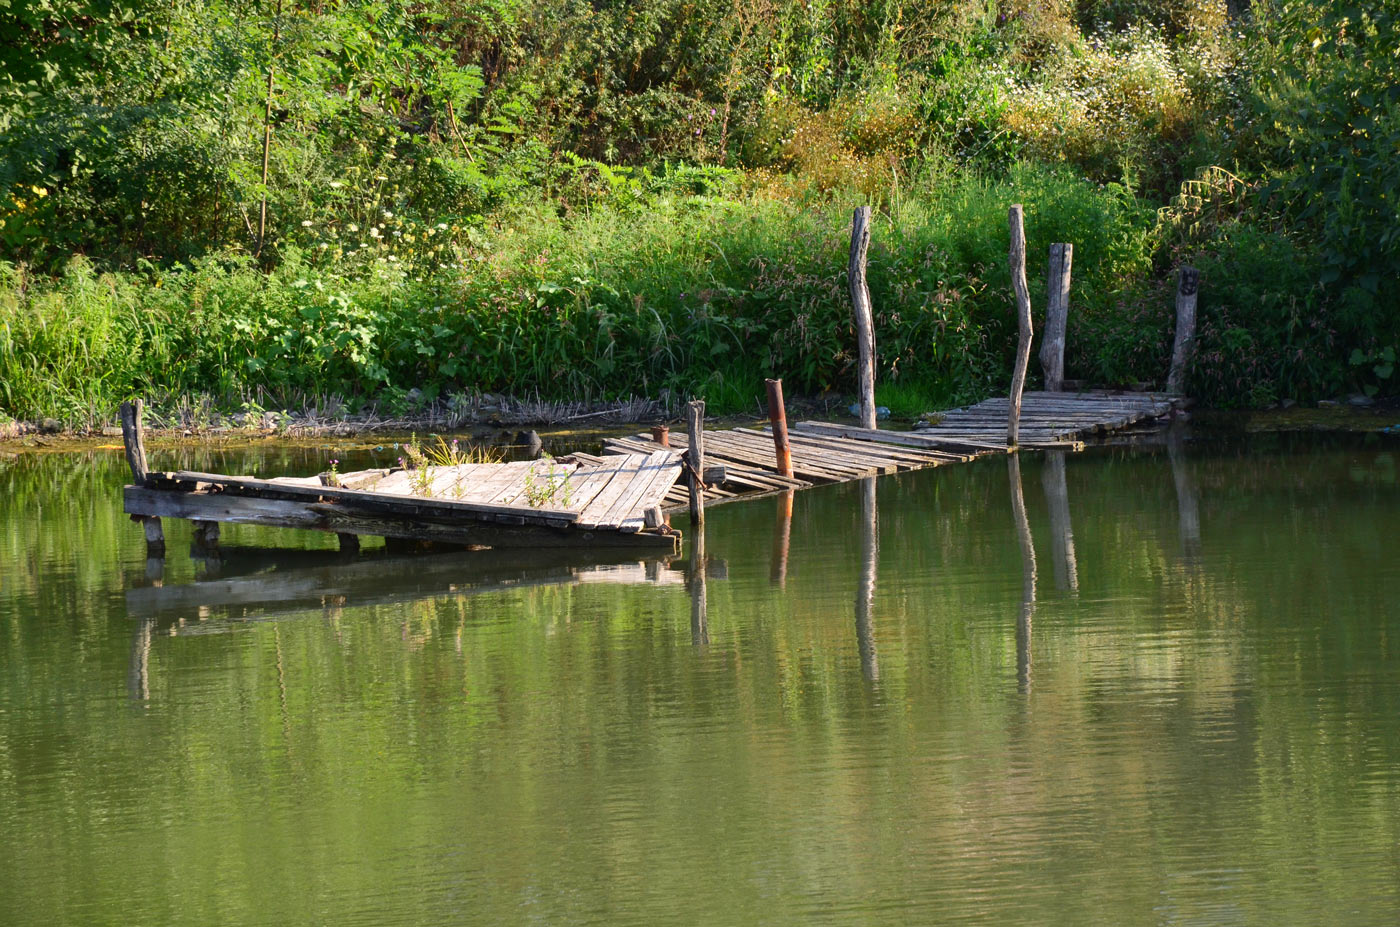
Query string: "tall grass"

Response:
xmin=0 ymin=165 xmax=1168 ymax=425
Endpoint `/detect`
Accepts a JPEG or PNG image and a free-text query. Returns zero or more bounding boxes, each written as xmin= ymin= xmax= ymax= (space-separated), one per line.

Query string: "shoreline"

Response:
xmin=3 ymin=394 xmax=1396 ymax=456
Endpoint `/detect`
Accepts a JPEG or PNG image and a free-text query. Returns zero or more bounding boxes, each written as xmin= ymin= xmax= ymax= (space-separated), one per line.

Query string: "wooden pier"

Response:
xmin=120 ymin=204 xmax=1196 ymax=559
xmin=120 ymin=388 xmax=1184 ymax=557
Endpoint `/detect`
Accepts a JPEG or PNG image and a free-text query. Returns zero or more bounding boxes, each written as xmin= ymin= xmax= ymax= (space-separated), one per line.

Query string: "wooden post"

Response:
xmin=686 ymin=400 xmax=705 ymax=526
xmin=1167 ymin=265 xmax=1199 ymax=394
xmin=337 ymin=533 xmax=360 ymax=554
xmin=119 ymin=399 xmax=150 ymax=485
xmin=142 ymin=515 xmax=165 ymax=557
xmin=1039 ymin=243 xmax=1073 ymax=392
xmin=765 ymin=378 xmax=793 ymax=478
xmin=649 ymin=425 xmax=670 ymax=448
xmin=848 ymin=206 xmax=877 ymax=430
xmin=1007 ymin=205 xmax=1033 ymax=447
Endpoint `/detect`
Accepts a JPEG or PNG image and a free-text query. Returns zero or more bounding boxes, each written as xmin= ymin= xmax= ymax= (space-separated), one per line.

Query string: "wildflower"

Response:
xmin=347 ymin=223 xmax=359 ymax=233
xmin=301 ymin=220 xmax=313 ymax=227
xmin=369 ymin=227 xmax=381 ymax=238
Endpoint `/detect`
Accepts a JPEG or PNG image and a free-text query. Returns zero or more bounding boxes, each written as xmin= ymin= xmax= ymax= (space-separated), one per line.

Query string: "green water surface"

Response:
xmin=1 ymin=435 xmax=1397 ymax=925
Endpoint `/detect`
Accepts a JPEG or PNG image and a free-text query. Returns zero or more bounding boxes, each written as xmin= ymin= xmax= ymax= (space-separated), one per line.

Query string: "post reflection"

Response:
xmin=1041 ymin=450 xmax=1079 ymax=594
xmin=688 ymin=528 xmax=709 ymax=646
xmin=770 ymin=490 xmax=794 ymax=588
xmin=1167 ymin=428 xmax=1201 ymax=561
xmin=1009 ymin=454 xmax=1036 ymax=694
xmin=855 ymin=477 xmax=879 ymax=682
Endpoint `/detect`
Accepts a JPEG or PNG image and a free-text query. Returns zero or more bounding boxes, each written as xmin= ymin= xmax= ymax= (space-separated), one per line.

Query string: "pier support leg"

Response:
xmin=765 ymin=378 xmax=793 ymax=478
xmin=686 ymin=400 xmax=706 ymax=527
xmin=1007 ymin=205 xmax=1033 ymax=447
xmin=848 ymin=206 xmax=877 ymax=431
xmin=1039 ymin=243 xmax=1073 ymax=392
xmin=191 ymin=520 xmax=220 ymax=552
xmin=141 ymin=516 xmax=165 ymax=558
xmin=338 ymin=533 xmax=361 ymax=555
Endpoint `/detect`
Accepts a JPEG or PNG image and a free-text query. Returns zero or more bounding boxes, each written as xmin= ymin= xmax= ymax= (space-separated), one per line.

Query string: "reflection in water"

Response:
xmin=1009 ymin=454 xmax=1036 ymax=693
xmin=689 ymin=527 xmax=709 ymax=646
xmin=1168 ymin=428 xmax=1202 ymax=560
xmin=127 ymin=616 xmax=153 ymax=702
xmin=1041 ymin=451 xmax=1079 ymax=593
xmin=7 ymin=439 xmax=1400 ymax=926
xmin=855 ymin=477 xmax=879 ymax=681
xmin=770 ymin=490 xmax=794 ymax=587
xmin=126 ymin=546 xmax=685 ymax=630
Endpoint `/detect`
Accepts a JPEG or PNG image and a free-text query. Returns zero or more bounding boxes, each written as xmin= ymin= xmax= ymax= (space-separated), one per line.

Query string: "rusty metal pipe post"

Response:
xmin=765 ymin=378 xmax=793 ymax=478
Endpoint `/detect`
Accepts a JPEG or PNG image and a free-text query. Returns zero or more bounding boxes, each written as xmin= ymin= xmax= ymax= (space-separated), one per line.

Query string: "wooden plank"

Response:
xmin=126 ymin=485 xmax=675 ymax=550
xmin=729 ymin=428 xmax=899 ymax=474
xmin=748 ymin=428 xmax=949 ymax=469
xmin=576 ymin=454 xmax=657 ymax=528
xmin=616 ymin=453 xmax=686 ymax=532
xmin=794 ymin=421 xmax=1004 ymax=454
xmin=560 ymin=456 xmax=636 ymax=512
xmin=161 ymin=470 xmax=578 ymax=523
xmin=701 ymin=432 xmax=858 ymax=482
xmin=588 ymin=450 xmax=678 ymax=530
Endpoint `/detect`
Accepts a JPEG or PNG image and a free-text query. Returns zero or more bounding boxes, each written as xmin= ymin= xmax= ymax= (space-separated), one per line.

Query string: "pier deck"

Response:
xmin=120 ymin=390 xmax=1184 ymax=556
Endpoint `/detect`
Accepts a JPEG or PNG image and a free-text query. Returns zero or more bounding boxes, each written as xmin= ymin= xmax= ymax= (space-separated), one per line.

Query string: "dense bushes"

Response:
xmin=1 ymin=0 xmax=1397 ymax=423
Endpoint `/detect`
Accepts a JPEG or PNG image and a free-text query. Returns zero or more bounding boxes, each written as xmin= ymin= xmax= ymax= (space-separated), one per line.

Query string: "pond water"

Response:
xmin=1 ymin=435 xmax=1397 ymax=925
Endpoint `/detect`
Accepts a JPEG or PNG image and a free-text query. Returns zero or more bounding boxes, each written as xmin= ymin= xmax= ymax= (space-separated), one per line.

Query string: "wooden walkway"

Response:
xmin=120 ymin=390 xmax=1183 ymax=556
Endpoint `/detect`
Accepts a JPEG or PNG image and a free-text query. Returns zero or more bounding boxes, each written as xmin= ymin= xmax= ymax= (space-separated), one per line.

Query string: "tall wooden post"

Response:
xmin=686 ymin=400 xmax=705 ymax=526
xmin=1039 ymin=243 xmax=1073 ymax=391
xmin=1007 ymin=205 xmax=1033 ymax=447
xmin=1167 ymin=265 xmax=1199 ymax=394
xmin=848 ymin=206 xmax=877 ymax=430
xmin=120 ymin=399 xmax=163 ymax=555
xmin=119 ymin=399 xmax=150 ymax=485
xmin=765 ymin=378 xmax=793 ymax=478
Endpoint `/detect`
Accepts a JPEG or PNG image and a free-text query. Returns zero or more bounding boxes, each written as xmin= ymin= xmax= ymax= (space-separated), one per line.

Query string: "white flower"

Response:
xmin=347 ymin=223 xmax=359 ymax=233
xmin=301 ymin=220 xmax=313 ymax=227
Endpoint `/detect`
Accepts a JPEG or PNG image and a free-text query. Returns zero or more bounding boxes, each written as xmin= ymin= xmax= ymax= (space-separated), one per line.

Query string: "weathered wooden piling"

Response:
xmin=848 ymin=206 xmax=877 ymax=431
xmin=1039 ymin=243 xmax=1073 ymax=392
xmin=765 ymin=378 xmax=794 ymax=478
xmin=1167 ymin=265 xmax=1199 ymax=394
xmin=1007 ymin=205 xmax=1034 ymax=447
xmin=120 ymin=399 xmax=164 ymax=555
xmin=686 ymin=400 xmax=706 ymax=526
xmin=650 ymin=425 xmax=670 ymax=448
xmin=119 ymin=400 xmax=150 ymax=485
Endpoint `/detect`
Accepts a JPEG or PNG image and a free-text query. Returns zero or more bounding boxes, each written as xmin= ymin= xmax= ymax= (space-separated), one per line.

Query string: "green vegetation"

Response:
xmin=1 ymin=0 xmax=1396 ymax=424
